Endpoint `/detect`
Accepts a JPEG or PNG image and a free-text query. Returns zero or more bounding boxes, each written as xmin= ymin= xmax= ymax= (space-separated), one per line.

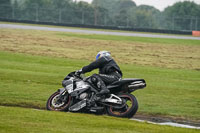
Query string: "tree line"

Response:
xmin=1 ymin=0 xmax=200 ymax=31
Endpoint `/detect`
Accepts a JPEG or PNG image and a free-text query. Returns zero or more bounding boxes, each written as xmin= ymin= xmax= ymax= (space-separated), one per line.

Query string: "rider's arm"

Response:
xmin=81 ymin=56 xmax=110 ymax=73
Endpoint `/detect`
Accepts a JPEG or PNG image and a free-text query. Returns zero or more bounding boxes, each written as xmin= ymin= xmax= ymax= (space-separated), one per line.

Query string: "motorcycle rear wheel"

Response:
xmin=106 ymin=93 xmax=138 ymax=118
xmin=46 ymin=91 xmax=72 ymax=111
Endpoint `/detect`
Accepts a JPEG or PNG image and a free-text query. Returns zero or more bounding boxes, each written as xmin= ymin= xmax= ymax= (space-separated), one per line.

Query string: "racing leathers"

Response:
xmin=81 ymin=56 xmax=122 ymax=95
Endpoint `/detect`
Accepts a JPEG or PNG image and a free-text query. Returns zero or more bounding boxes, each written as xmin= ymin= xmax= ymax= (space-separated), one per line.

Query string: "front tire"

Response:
xmin=106 ymin=93 xmax=138 ymax=118
xmin=46 ymin=91 xmax=72 ymax=111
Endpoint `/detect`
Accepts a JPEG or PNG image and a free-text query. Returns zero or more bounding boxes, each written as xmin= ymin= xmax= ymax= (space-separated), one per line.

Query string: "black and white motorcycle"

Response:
xmin=46 ymin=71 xmax=146 ymax=118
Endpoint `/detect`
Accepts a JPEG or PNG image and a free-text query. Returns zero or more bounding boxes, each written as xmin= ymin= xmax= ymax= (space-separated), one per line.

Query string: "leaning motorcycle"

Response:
xmin=46 ymin=71 xmax=146 ymax=118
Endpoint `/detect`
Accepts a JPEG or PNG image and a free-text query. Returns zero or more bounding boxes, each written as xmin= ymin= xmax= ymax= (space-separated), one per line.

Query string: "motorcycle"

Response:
xmin=46 ymin=71 xmax=146 ymax=118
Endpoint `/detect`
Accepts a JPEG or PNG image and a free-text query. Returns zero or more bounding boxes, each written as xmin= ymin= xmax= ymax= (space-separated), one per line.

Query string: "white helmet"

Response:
xmin=96 ymin=51 xmax=111 ymax=60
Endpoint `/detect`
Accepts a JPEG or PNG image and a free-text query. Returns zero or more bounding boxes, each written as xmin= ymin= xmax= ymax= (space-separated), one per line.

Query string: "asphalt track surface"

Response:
xmin=1 ymin=23 xmax=200 ymax=40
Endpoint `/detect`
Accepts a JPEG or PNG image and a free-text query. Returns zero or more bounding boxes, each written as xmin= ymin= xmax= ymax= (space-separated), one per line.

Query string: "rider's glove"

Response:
xmin=75 ymin=69 xmax=82 ymax=76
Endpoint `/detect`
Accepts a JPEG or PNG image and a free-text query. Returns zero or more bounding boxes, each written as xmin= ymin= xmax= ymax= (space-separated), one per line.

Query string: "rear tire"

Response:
xmin=106 ymin=93 xmax=138 ymax=118
xmin=46 ymin=91 xmax=72 ymax=111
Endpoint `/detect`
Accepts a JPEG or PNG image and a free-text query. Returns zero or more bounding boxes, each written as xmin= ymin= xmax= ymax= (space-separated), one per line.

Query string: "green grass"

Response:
xmin=0 ymin=106 xmax=199 ymax=133
xmin=1 ymin=28 xmax=200 ymax=70
xmin=0 ymin=51 xmax=86 ymax=109
xmin=0 ymin=26 xmax=200 ymax=132
xmin=0 ymin=51 xmax=199 ymax=120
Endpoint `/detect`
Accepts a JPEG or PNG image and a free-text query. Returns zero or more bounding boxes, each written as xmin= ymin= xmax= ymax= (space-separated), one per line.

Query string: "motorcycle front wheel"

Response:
xmin=46 ymin=91 xmax=72 ymax=111
xmin=106 ymin=93 xmax=138 ymax=118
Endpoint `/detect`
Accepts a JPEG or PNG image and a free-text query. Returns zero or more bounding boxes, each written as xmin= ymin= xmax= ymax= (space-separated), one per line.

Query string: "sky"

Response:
xmin=75 ymin=0 xmax=200 ymax=11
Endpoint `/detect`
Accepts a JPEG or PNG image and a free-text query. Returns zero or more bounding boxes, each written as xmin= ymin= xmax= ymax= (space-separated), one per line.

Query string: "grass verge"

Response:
xmin=0 ymin=28 xmax=200 ymax=70
xmin=0 ymin=106 xmax=199 ymax=133
xmin=0 ymin=51 xmax=199 ymax=121
xmin=0 ymin=27 xmax=200 ymax=122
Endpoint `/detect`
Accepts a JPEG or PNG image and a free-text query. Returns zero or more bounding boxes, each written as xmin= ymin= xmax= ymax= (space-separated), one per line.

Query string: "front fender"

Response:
xmin=58 ymin=88 xmax=66 ymax=94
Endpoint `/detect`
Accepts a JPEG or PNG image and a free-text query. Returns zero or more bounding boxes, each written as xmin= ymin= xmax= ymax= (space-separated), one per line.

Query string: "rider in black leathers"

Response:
xmin=76 ymin=51 xmax=122 ymax=95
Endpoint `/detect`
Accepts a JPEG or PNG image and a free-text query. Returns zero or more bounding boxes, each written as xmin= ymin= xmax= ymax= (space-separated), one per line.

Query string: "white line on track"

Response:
xmin=131 ymin=118 xmax=200 ymax=129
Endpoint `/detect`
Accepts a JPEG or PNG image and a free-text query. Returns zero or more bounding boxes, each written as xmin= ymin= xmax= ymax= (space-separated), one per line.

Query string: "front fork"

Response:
xmin=57 ymin=88 xmax=69 ymax=103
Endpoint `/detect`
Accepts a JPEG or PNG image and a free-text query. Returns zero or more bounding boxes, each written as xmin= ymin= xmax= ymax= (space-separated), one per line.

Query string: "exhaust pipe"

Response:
xmin=128 ymin=81 xmax=146 ymax=92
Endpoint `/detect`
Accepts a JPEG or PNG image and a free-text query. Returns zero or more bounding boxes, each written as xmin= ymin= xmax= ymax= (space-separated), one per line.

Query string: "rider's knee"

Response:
xmin=91 ymin=74 xmax=99 ymax=84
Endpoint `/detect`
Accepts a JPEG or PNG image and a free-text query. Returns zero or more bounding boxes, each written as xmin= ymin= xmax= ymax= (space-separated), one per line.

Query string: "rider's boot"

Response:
xmin=96 ymin=82 xmax=110 ymax=97
xmin=97 ymin=88 xmax=110 ymax=95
